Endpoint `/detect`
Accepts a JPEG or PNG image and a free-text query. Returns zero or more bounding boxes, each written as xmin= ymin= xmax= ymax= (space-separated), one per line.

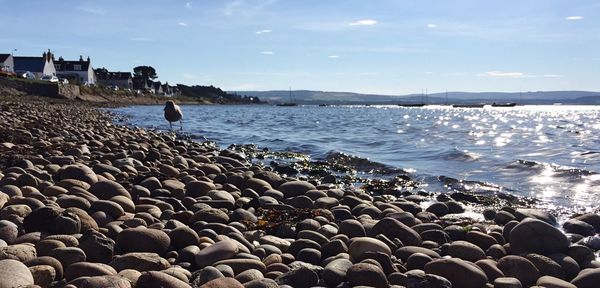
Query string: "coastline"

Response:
xmin=0 ymin=94 xmax=599 ymax=287
xmin=0 ymin=77 xmax=260 ymax=107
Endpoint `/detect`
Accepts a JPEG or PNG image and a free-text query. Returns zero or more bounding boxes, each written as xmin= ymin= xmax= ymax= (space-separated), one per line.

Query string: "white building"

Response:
xmin=54 ymin=55 xmax=96 ymax=85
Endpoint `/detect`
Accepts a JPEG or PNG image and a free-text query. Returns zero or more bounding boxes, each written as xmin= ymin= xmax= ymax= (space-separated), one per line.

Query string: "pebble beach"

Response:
xmin=1 ymin=96 xmax=600 ymax=288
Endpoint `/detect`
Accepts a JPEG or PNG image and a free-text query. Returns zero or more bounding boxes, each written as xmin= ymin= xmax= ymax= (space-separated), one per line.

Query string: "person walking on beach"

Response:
xmin=164 ymin=100 xmax=183 ymax=130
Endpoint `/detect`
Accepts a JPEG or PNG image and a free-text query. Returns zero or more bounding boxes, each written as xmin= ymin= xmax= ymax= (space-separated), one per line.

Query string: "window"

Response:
xmin=74 ymin=64 xmax=82 ymax=71
xmin=54 ymin=64 xmax=61 ymax=70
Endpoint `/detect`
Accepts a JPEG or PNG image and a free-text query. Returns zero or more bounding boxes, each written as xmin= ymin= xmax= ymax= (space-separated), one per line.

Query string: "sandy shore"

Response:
xmin=0 ymin=94 xmax=599 ymax=288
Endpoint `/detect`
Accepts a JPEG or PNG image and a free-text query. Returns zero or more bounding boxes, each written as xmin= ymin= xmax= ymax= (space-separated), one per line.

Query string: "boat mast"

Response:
xmin=445 ymin=90 xmax=448 ymax=105
xmin=519 ymin=89 xmax=522 ymax=104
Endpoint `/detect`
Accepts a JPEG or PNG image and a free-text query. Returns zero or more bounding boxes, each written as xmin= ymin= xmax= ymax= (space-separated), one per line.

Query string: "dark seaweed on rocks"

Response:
xmin=243 ymin=208 xmax=330 ymax=234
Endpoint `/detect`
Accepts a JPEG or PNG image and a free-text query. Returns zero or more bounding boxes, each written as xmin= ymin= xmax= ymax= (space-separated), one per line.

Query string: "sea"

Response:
xmin=110 ymin=104 xmax=600 ymax=212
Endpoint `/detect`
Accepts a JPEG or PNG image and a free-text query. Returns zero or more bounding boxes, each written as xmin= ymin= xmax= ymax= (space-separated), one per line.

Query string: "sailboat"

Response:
xmin=276 ymin=87 xmax=298 ymax=106
xmin=397 ymin=88 xmax=427 ymax=107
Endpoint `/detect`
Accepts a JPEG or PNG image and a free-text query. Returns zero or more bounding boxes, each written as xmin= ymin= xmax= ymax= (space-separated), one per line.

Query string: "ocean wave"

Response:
xmin=422 ymin=148 xmax=481 ymax=162
xmin=504 ymin=159 xmax=597 ymax=178
xmin=436 ymin=175 xmax=505 ymax=194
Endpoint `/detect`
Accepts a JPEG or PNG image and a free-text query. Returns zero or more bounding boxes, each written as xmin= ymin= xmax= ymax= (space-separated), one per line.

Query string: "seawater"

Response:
xmin=110 ymin=104 xmax=600 ymax=211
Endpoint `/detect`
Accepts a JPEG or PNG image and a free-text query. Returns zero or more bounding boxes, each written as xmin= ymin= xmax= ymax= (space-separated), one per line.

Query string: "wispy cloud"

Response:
xmin=543 ymin=74 xmax=565 ymax=78
xmin=422 ymin=18 xmax=570 ymax=42
xmin=261 ymin=51 xmax=274 ymax=55
xmin=427 ymin=24 xmax=437 ymax=28
xmin=78 ymin=6 xmax=106 ymax=15
xmin=255 ymin=29 xmax=272 ymax=34
xmin=349 ymin=19 xmax=377 ymax=26
xmin=129 ymin=37 xmax=153 ymax=42
xmin=224 ymin=0 xmax=244 ymax=16
xmin=178 ymin=22 xmax=188 ymax=27
xmin=481 ymin=71 xmax=536 ymax=78
xmin=566 ymin=16 xmax=584 ymax=20
xmin=186 ymin=1 xmax=192 ymax=9
xmin=328 ymin=55 xmax=340 ymax=58
xmin=485 ymin=71 xmax=524 ymax=77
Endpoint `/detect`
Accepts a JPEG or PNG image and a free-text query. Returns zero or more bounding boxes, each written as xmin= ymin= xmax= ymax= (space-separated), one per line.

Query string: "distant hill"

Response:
xmin=237 ymin=90 xmax=600 ymax=105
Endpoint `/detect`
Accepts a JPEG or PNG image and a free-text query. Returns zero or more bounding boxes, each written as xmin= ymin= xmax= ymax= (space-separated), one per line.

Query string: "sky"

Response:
xmin=2 ymin=0 xmax=599 ymax=95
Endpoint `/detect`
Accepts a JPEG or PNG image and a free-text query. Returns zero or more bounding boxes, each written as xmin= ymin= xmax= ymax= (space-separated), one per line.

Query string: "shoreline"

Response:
xmin=0 ymin=94 xmax=599 ymax=287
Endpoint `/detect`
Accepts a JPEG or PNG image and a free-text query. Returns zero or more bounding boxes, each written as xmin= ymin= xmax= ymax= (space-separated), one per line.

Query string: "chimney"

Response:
xmin=86 ymin=56 xmax=90 ymax=63
xmin=79 ymin=55 xmax=84 ymax=61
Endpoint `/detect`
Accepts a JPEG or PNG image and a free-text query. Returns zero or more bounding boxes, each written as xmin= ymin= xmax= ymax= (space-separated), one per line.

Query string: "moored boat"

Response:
xmin=452 ymin=104 xmax=485 ymax=108
xmin=276 ymin=87 xmax=297 ymax=106
xmin=397 ymin=103 xmax=426 ymax=107
xmin=491 ymin=102 xmax=517 ymax=107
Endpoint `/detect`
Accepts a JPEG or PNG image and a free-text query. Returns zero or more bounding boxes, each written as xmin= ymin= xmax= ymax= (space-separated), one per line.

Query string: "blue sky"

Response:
xmin=2 ymin=0 xmax=599 ymax=94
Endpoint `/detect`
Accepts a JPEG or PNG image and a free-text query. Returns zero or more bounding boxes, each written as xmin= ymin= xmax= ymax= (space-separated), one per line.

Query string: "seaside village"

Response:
xmin=0 ymin=49 xmax=180 ymax=96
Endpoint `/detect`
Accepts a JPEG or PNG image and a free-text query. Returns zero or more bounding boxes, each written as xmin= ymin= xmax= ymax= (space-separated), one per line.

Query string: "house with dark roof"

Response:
xmin=0 ymin=54 xmax=14 ymax=73
xmin=161 ymin=83 xmax=172 ymax=96
xmin=13 ymin=50 xmax=57 ymax=79
xmin=153 ymin=81 xmax=163 ymax=95
xmin=159 ymin=83 xmax=180 ymax=97
xmin=54 ymin=55 xmax=96 ymax=85
xmin=95 ymin=68 xmax=133 ymax=89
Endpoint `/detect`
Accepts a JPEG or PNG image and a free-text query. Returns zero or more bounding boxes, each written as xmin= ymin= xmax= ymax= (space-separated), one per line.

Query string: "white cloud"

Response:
xmin=427 ymin=24 xmax=437 ymax=28
xmin=261 ymin=51 xmax=274 ymax=55
xmin=186 ymin=2 xmax=192 ymax=9
xmin=178 ymin=22 xmax=188 ymax=27
xmin=349 ymin=19 xmax=377 ymax=26
xmin=328 ymin=55 xmax=340 ymax=58
xmin=479 ymin=71 xmax=538 ymax=78
xmin=485 ymin=71 xmax=523 ymax=77
xmin=543 ymin=74 xmax=565 ymax=78
xmin=255 ymin=29 xmax=272 ymax=34
xmin=129 ymin=37 xmax=153 ymax=41
xmin=566 ymin=16 xmax=584 ymax=20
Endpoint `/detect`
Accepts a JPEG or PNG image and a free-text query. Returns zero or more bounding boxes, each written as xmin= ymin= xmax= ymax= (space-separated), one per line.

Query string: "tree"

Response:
xmin=133 ymin=66 xmax=157 ymax=81
xmin=94 ymin=68 xmax=109 ymax=79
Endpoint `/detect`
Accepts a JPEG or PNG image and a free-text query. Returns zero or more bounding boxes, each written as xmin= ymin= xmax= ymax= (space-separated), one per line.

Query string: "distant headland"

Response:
xmin=241 ymin=90 xmax=600 ymax=105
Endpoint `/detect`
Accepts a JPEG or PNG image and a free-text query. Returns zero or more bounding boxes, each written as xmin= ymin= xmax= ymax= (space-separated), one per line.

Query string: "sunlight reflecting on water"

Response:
xmin=111 ymin=104 xmax=600 ymax=210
